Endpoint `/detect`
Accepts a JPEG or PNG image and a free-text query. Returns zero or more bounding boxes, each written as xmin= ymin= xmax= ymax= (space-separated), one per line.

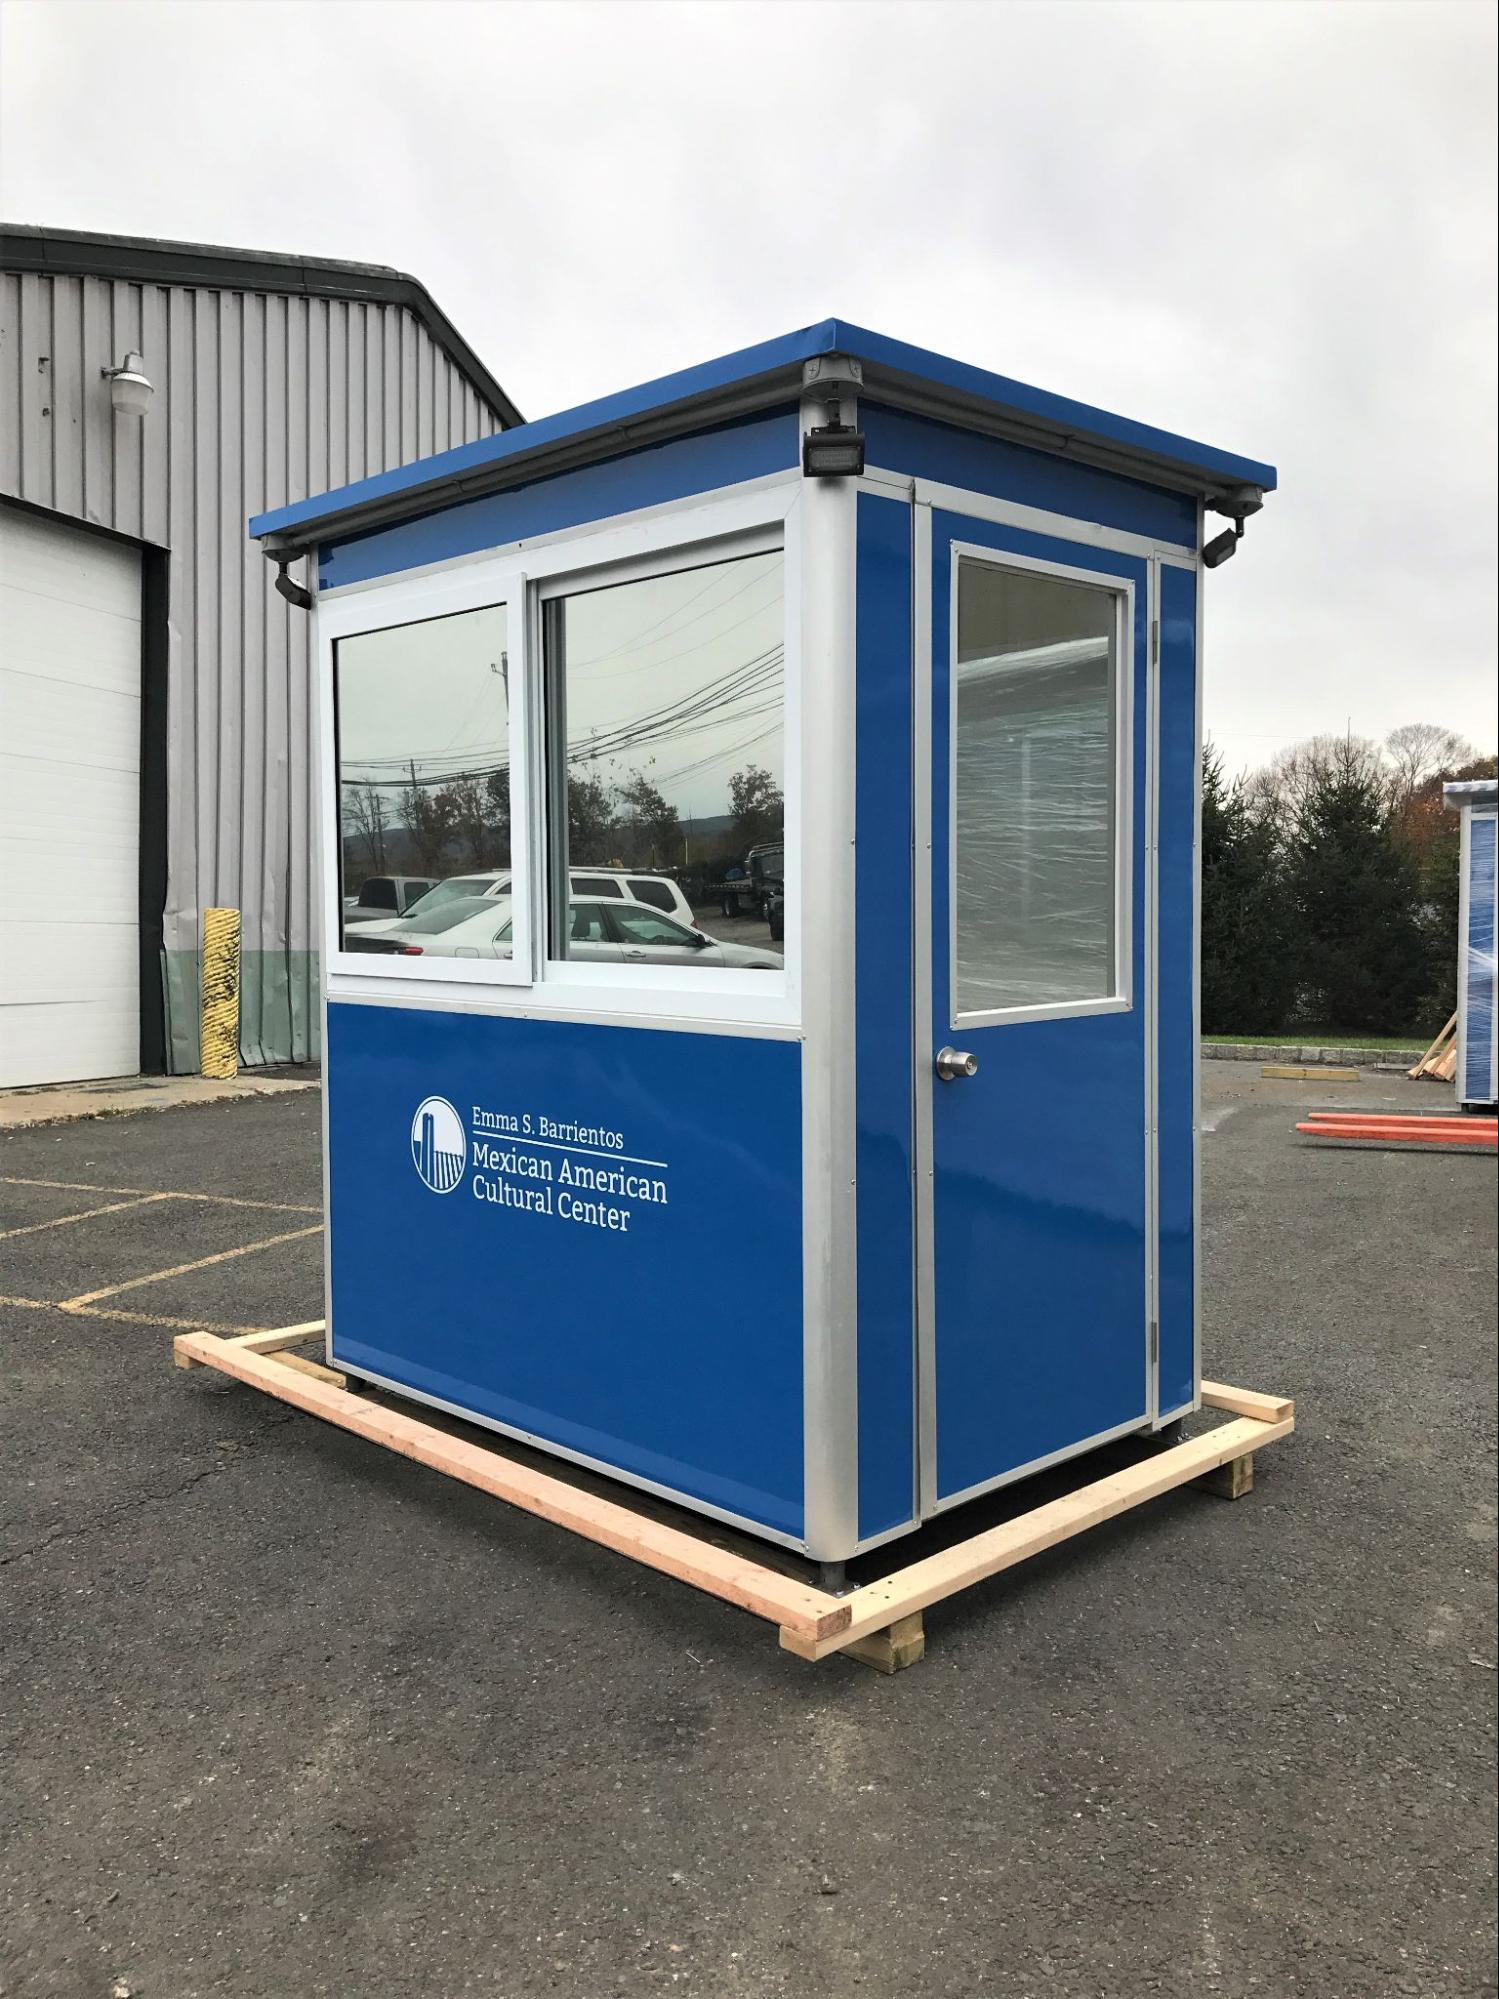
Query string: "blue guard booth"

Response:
xmin=250 ymin=321 xmax=1276 ymax=1572
xmin=1444 ymin=779 xmax=1497 ymax=1112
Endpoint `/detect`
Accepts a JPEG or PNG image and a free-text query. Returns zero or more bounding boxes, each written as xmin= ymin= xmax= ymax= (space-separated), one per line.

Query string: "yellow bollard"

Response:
xmin=200 ymin=907 xmax=242 ymax=1079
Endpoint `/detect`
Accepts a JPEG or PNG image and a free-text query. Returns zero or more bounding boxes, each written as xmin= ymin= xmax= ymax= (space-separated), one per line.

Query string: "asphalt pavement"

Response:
xmin=2 ymin=1064 xmax=1494 ymax=1998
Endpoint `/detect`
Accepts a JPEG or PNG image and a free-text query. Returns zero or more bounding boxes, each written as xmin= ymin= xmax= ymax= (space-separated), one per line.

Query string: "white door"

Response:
xmin=0 ymin=507 xmax=142 ymax=1088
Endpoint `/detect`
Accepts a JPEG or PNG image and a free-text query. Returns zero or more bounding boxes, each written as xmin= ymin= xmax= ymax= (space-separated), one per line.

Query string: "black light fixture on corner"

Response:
xmin=1202 ymin=484 xmax=1265 ymax=569
xmin=802 ymin=413 xmax=866 ymax=479
xmin=274 ymin=555 xmax=314 ymax=611
xmin=1202 ymin=519 xmax=1243 ymax=569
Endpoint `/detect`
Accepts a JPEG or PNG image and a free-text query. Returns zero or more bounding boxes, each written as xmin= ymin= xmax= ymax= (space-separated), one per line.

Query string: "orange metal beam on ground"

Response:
xmin=1296 ymin=1120 xmax=1496 ymax=1147
xmin=1302 ymin=1113 xmax=1497 ymax=1135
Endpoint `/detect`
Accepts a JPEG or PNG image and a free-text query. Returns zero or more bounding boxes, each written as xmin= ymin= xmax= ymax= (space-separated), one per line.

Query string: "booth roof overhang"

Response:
xmin=249 ymin=316 xmax=1279 ymax=559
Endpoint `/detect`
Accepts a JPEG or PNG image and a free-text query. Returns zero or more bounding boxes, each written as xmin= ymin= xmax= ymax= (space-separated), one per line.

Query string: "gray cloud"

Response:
xmin=3 ymin=0 xmax=1493 ymax=775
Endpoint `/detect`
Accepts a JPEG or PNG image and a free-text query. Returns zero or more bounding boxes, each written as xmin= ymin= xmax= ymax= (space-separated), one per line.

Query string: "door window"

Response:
xmin=953 ymin=560 xmax=1122 ymax=1015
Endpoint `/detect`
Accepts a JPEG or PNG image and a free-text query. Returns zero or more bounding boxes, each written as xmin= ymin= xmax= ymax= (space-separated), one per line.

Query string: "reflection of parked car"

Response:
xmin=376 ymin=898 xmax=783 ymax=970
xmin=343 ymin=874 xmax=437 ymax=924
xmin=713 ymin=841 xmax=783 ymax=920
xmin=766 ymin=887 xmax=784 ymax=942
xmin=351 ymin=867 xmax=696 ymax=939
xmin=343 ymin=895 xmax=500 ymax=954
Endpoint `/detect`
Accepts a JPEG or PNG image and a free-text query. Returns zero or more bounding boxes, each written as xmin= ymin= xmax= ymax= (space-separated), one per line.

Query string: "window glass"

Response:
xmin=546 ymin=549 xmax=785 ymax=971
xmin=612 ymin=906 xmax=694 ymax=946
xmin=334 ymin=604 xmax=510 ymax=957
xmin=954 ymin=562 xmax=1118 ymax=1014
xmin=626 ymin=877 xmax=675 ymax=913
xmin=570 ymin=874 xmax=624 ymax=898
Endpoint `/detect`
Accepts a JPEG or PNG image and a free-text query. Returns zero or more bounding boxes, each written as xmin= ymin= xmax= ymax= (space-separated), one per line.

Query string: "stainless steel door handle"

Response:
xmin=935 ymin=1046 xmax=978 ymax=1082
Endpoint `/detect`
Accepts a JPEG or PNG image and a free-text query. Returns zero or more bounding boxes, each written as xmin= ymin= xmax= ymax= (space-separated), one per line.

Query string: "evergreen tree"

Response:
xmin=1285 ymin=737 xmax=1427 ymax=1034
xmin=1200 ymin=747 xmax=1297 ymax=1034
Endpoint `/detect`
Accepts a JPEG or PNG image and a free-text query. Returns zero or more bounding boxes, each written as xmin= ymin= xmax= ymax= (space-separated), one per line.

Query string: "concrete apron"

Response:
xmin=0 ymin=1073 xmax=319 ymax=1131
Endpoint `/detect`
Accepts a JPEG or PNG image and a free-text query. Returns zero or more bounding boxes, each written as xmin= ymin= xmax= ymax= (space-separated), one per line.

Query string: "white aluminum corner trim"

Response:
xmin=797 ymin=418 xmax=860 ymax=1563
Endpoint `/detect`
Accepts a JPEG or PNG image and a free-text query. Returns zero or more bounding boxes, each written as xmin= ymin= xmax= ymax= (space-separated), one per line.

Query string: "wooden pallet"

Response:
xmin=174 ymin=1327 xmax=1293 ymax=1671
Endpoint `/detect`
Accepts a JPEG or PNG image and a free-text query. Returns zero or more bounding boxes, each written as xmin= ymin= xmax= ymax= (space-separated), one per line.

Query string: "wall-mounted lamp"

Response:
xmin=101 ymin=351 xmax=153 ymax=419
xmin=1202 ymin=484 xmax=1265 ymax=569
xmin=802 ymin=417 xmax=866 ymax=479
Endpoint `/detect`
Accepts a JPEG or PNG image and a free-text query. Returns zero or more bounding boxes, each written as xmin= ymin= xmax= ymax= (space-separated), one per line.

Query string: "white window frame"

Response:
xmin=947 ymin=543 xmax=1135 ymax=1029
xmin=319 ymin=561 xmax=535 ymax=992
xmin=317 ymin=479 xmax=802 ymax=1032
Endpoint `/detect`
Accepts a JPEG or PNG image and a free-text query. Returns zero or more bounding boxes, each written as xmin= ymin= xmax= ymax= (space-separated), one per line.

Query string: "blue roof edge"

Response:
xmin=250 ymin=314 xmax=1275 ymax=544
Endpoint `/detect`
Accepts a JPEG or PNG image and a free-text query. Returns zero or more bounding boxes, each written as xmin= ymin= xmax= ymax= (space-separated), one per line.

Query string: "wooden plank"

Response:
xmin=172 ymin=1331 xmax=850 ymax=1646
xmin=1409 ymin=1014 xmax=1458 ymax=1078
xmin=1263 ymin=1064 xmax=1359 ymax=1082
xmin=271 ymin=1350 xmax=347 ymax=1388
xmin=231 ymin=1321 xmax=327 ymax=1352
xmin=789 ymin=1413 xmax=1292 ymax=1660
xmin=1201 ymin=1381 xmax=1294 ymax=1424
xmin=840 ymin=1612 xmax=925 ymax=1674
xmin=1195 ymin=1453 xmax=1254 ymax=1500
xmin=176 ymin=1320 xmax=327 ymax=1369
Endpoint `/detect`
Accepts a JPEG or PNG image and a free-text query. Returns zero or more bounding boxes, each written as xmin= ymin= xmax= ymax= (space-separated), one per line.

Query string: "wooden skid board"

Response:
xmin=781 ymin=1409 xmax=1294 ymax=1662
xmin=175 ymin=1329 xmax=1291 ymax=1668
xmin=172 ymin=1331 xmax=849 ymax=1646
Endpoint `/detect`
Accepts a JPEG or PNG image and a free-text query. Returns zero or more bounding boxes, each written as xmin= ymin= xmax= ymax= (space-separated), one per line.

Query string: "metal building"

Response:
xmin=0 ymin=225 xmax=519 ymax=1086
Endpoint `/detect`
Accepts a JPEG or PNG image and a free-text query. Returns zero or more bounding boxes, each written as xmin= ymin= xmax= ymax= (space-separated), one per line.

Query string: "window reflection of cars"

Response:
xmin=343 ymin=875 xmax=438 ymax=925
xmin=346 ymin=867 xmax=695 ymax=940
xmin=342 ymin=895 xmax=502 ymax=955
xmin=375 ymin=897 xmax=783 ymax=969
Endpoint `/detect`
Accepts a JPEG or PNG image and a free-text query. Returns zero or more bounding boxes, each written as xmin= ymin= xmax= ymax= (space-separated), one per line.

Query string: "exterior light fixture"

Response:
xmin=1202 ymin=520 xmax=1242 ymax=569
xmin=1202 ymin=484 xmax=1265 ymax=569
xmin=802 ymin=416 xmax=865 ymax=479
xmin=101 ymin=351 xmax=153 ymax=418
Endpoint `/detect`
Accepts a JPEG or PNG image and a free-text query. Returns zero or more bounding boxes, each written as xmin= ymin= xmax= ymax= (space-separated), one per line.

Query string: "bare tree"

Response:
xmin=1385 ymin=723 xmax=1478 ymax=804
xmin=1246 ymin=734 xmax=1390 ymax=831
xmin=343 ymin=781 xmax=388 ymax=879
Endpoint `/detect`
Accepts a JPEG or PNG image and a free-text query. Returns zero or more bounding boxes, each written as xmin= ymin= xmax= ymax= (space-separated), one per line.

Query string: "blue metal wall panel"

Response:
xmin=862 ymin=405 xmax=1199 ymax=549
xmin=855 ymin=492 xmax=917 ymax=1541
xmin=325 ymin=1002 xmax=806 ymax=1538
xmin=1464 ymin=815 xmax=1496 ymax=1106
xmin=1156 ymin=564 xmax=1198 ymax=1414
xmin=928 ymin=512 xmax=1150 ymax=1499
xmin=318 ymin=411 xmax=799 ymax=589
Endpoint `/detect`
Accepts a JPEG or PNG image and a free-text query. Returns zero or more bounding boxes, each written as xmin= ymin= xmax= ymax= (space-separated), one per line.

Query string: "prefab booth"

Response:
xmin=1444 ymin=779 xmax=1498 ymax=1112
xmin=251 ymin=321 xmax=1276 ymax=1571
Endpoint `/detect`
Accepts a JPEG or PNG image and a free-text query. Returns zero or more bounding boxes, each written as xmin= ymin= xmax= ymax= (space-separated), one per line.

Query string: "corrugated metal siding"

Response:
xmin=0 ymin=269 xmax=502 ymax=1068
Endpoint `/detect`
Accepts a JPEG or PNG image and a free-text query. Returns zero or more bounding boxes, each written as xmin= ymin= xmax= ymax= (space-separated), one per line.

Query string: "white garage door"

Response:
xmin=0 ymin=507 xmax=142 ymax=1089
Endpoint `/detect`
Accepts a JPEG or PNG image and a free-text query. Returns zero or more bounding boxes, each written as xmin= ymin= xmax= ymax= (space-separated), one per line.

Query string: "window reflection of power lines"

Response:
xmin=343 ymin=644 xmax=784 ymax=790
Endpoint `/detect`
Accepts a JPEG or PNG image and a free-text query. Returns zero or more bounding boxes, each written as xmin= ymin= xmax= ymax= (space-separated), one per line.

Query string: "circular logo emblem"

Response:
xmin=410 ymin=1096 xmax=466 ymax=1194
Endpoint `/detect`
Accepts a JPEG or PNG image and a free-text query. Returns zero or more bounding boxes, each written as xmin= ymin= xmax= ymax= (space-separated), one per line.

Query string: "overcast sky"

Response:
xmin=3 ymin=0 xmax=1494 ymax=778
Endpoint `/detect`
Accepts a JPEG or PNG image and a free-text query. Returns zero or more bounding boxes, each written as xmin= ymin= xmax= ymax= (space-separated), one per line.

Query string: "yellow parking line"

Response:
xmin=61 ymin=1223 xmax=324 ymax=1308
xmin=0 ymin=1193 xmax=174 ymax=1241
xmin=1 ymin=1175 xmax=319 ymax=1215
xmin=0 ymin=1292 xmax=270 ymax=1336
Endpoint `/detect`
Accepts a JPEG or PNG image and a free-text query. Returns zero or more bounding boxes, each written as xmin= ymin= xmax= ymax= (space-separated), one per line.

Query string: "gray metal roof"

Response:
xmin=1443 ymin=779 xmax=1499 ymax=809
xmin=0 ymin=223 xmax=522 ymax=429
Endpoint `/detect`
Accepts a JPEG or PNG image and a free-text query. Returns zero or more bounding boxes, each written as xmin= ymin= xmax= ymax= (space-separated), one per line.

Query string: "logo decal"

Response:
xmin=411 ymin=1096 xmax=466 ymax=1194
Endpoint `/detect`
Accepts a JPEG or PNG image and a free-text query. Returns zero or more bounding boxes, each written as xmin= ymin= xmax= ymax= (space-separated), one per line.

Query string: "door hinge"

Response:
xmin=1148 ymin=1319 xmax=1159 ymax=1365
xmin=1150 ymin=617 xmax=1160 ymax=665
